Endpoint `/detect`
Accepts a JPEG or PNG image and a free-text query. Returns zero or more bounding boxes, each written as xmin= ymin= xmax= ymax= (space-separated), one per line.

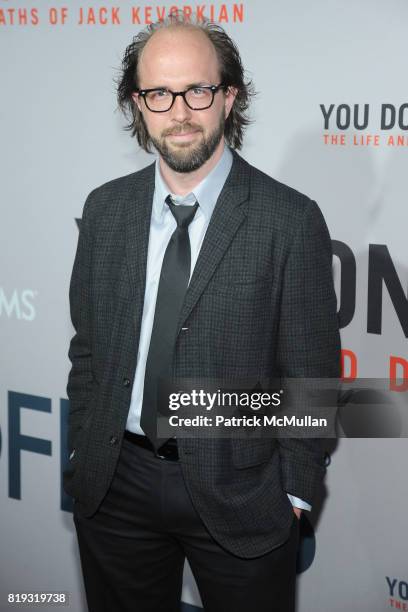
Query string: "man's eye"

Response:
xmin=149 ymin=89 xmax=169 ymax=100
xmin=190 ymin=87 xmax=206 ymax=97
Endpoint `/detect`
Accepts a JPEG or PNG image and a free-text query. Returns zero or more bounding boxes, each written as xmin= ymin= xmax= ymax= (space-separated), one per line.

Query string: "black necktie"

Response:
xmin=141 ymin=195 xmax=199 ymax=449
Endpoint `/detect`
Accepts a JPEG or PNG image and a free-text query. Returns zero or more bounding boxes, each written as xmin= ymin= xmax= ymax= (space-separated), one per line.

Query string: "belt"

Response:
xmin=124 ymin=430 xmax=179 ymax=461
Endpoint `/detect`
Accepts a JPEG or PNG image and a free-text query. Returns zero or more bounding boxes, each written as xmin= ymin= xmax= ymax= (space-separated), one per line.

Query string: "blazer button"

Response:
xmin=109 ymin=436 xmax=118 ymax=446
xmin=123 ymin=377 xmax=130 ymax=387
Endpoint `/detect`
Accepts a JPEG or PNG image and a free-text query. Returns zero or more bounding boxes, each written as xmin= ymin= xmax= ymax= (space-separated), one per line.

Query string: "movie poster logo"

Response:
xmin=321 ymin=103 xmax=408 ymax=147
xmin=0 ymin=288 xmax=37 ymax=321
xmin=0 ymin=3 xmax=245 ymax=27
xmin=387 ymin=576 xmax=408 ymax=610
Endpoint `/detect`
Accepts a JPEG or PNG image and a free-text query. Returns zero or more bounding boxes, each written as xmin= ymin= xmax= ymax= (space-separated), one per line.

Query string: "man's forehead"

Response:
xmin=138 ymin=26 xmax=220 ymax=84
xmin=143 ymin=25 xmax=212 ymax=53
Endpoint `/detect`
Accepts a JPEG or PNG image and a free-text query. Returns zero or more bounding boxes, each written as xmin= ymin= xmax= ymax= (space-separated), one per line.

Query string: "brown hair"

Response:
xmin=116 ymin=13 xmax=255 ymax=152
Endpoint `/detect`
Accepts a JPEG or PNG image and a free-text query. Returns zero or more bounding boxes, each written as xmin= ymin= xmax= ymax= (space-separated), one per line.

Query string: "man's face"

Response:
xmin=133 ymin=27 xmax=236 ymax=173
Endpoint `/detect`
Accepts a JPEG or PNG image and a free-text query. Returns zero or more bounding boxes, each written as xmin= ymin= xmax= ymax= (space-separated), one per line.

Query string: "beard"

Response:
xmin=149 ymin=114 xmax=225 ymax=173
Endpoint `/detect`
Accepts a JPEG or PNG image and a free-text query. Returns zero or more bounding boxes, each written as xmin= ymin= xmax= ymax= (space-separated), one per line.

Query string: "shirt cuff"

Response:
xmin=287 ymin=493 xmax=312 ymax=511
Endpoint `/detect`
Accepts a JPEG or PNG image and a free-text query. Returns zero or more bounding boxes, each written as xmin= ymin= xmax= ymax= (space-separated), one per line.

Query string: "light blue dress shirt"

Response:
xmin=125 ymin=144 xmax=310 ymax=512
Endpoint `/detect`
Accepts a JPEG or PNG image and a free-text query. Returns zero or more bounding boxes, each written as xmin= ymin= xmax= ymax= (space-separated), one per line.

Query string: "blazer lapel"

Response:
xmin=125 ymin=162 xmax=155 ymax=333
xmin=177 ymin=152 xmax=250 ymax=331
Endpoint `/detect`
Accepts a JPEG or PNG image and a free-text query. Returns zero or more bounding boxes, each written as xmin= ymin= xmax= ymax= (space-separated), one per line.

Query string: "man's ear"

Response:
xmin=224 ymin=86 xmax=238 ymax=120
xmin=131 ymin=92 xmax=142 ymax=112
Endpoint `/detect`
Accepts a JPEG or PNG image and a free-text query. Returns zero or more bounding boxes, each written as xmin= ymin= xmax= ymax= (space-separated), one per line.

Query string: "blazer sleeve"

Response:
xmin=66 ymin=189 xmax=97 ymax=454
xmin=275 ymin=198 xmax=341 ymax=505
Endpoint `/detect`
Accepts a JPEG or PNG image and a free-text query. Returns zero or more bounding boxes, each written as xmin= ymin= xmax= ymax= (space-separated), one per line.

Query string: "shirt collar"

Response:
xmin=153 ymin=144 xmax=233 ymax=223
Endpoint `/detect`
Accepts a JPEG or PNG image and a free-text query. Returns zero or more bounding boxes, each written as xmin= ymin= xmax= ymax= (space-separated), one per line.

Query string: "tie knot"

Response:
xmin=166 ymin=195 xmax=199 ymax=229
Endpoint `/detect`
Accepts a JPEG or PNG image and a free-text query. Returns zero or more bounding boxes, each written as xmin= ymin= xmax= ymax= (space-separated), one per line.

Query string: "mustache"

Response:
xmin=162 ymin=123 xmax=203 ymax=137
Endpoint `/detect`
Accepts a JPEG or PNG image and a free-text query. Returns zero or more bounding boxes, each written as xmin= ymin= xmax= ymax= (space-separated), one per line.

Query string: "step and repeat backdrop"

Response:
xmin=1 ymin=1 xmax=407 ymax=611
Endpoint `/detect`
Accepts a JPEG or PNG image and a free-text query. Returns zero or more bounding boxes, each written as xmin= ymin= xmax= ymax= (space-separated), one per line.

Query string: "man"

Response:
xmin=64 ymin=14 xmax=340 ymax=612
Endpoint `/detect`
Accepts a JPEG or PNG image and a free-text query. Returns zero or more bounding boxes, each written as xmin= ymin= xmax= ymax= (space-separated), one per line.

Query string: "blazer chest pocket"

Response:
xmin=208 ymin=274 xmax=273 ymax=295
xmin=232 ymin=439 xmax=273 ymax=469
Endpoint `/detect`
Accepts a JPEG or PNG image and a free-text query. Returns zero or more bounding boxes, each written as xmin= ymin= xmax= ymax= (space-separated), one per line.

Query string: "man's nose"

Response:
xmin=169 ymin=93 xmax=192 ymax=122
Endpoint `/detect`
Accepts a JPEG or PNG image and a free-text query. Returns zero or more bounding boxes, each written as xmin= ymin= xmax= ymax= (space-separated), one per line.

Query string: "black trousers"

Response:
xmin=73 ymin=436 xmax=299 ymax=612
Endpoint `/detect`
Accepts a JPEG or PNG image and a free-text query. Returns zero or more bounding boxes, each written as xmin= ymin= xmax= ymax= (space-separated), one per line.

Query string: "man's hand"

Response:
xmin=293 ymin=507 xmax=302 ymax=520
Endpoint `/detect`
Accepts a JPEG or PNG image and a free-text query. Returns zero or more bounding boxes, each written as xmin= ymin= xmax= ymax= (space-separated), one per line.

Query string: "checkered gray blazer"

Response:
xmin=64 ymin=150 xmax=340 ymax=558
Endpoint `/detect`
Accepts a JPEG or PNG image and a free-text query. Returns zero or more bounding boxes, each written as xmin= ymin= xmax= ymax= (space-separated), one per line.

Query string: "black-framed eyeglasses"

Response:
xmin=136 ymin=84 xmax=226 ymax=113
